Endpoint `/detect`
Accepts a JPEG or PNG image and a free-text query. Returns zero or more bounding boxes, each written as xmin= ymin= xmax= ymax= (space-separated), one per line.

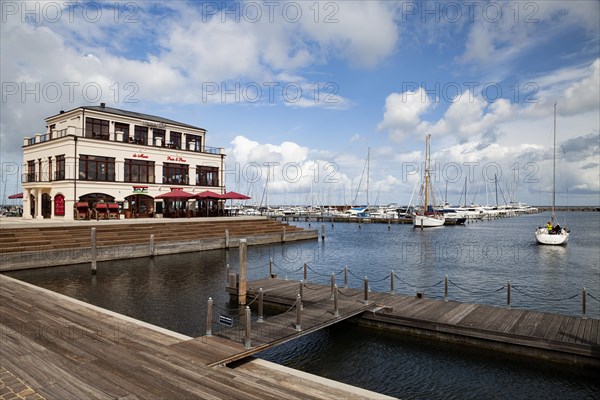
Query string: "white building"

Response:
xmin=21 ymin=103 xmax=225 ymax=220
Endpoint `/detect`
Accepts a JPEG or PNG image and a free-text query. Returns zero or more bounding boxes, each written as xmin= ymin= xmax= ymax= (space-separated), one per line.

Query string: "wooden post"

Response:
xmin=299 ymin=280 xmax=304 ymax=310
xmin=330 ymin=273 xmax=335 ymax=299
xmin=258 ymin=288 xmax=264 ymax=322
xmin=390 ymin=270 xmax=394 ymax=293
xmin=507 ymin=281 xmax=511 ymax=309
xmin=149 ymin=234 xmax=155 ymax=258
xmin=295 ymin=294 xmax=302 ymax=331
xmin=333 ymin=284 xmax=339 ymax=317
xmin=303 ymin=262 xmax=308 ymax=281
xmin=321 ymin=224 xmax=325 ymax=241
xmin=344 ymin=266 xmax=348 ymax=288
xmin=206 ymin=297 xmax=213 ymax=336
xmin=281 ymin=225 xmax=286 ymax=243
xmin=444 ymin=275 xmax=448 ymax=302
xmin=225 ymin=229 xmax=230 ymax=249
xmin=225 ymin=263 xmax=230 ymax=282
xmin=244 ymin=306 xmax=251 ymax=348
xmin=269 ymin=257 xmax=273 ymax=278
xmin=363 ymin=276 xmax=369 ymax=305
xmin=582 ymin=287 xmax=587 ymax=319
xmin=238 ymin=239 xmax=247 ymax=305
xmin=91 ymin=227 xmax=97 ymax=275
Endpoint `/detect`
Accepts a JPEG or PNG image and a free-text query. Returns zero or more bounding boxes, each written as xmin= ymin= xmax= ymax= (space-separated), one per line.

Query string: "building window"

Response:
xmin=133 ymin=125 xmax=148 ymax=145
xmin=169 ymin=131 xmax=181 ymax=149
xmin=115 ymin=122 xmax=130 ymax=142
xmin=153 ymin=129 xmax=166 ymax=146
xmin=56 ymin=155 xmax=65 ymax=180
xmin=125 ymin=159 xmax=155 ymax=183
xmin=26 ymin=160 xmax=35 ymax=182
xmin=163 ymin=162 xmax=189 ymax=185
xmin=186 ymin=134 xmax=201 ymax=152
xmin=79 ymin=155 xmax=115 ymax=181
xmin=48 ymin=157 xmax=52 ymax=182
xmin=197 ymin=166 xmax=219 ymax=187
xmin=85 ymin=117 xmax=109 ymax=139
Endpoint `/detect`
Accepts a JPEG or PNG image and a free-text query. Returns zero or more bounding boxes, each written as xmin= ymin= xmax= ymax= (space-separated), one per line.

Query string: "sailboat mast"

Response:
xmin=552 ymin=103 xmax=557 ymax=221
xmin=424 ymin=134 xmax=430 ymax=215
xmin=366 ymin=147 xmax=370 ymax=207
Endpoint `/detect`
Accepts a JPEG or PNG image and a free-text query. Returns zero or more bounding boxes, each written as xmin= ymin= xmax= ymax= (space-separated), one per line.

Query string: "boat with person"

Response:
xmin=535 ymin=104 xmax=570 ymax=245
xmin=412 ymin=134 xmax=445 ymax=228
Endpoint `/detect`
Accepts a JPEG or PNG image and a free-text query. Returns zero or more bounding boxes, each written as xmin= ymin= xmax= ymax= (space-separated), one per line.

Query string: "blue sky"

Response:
xmin=1 ymin=1 xmax=599 ymax=206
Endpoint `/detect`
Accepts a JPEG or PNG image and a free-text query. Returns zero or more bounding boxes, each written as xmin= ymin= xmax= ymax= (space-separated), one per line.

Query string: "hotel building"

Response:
xmin=21 ymin=103 xmax=225 ymax=220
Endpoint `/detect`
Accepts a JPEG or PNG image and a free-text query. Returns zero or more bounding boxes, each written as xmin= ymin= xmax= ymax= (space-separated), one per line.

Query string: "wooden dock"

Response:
xmin=2 ymin=272 xmax=598 ymax=400
xmin=0 ymin=275 xmax=393 ymax=399
xmin=233 ymin=277 xmax=600 ymax=367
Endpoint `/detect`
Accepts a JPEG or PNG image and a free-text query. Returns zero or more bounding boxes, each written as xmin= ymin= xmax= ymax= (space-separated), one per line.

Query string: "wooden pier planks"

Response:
xmin=240 ymin=278 xmax=599 ymax=366
xmin=0 ymin=275 xmax=394 ymax=400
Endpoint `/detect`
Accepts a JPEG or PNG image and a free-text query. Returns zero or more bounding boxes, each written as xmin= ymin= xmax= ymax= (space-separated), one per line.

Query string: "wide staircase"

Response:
xmin=0 ymin=218 xmax=309 ymax=255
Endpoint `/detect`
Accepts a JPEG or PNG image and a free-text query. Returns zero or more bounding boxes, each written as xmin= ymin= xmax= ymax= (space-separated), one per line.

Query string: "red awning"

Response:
xmin=8 ymin=192 xmax=23 ymax=199
xmin=221 ymin=191 xmax=251 ymax=200
xmin=195 ymin=190 xmax=225 ymax=199
xmin=155 ymin=189 xmax=195 ymax=199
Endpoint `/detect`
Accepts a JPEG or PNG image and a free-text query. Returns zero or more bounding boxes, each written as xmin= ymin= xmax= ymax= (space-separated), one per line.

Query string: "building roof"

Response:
xmin=48 ymin=105 xmax=205 ymax=131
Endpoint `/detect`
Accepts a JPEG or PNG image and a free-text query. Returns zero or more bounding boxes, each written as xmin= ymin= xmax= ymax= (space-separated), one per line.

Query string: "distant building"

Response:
xmin=21 ymin=103 xmax=225 ymax=220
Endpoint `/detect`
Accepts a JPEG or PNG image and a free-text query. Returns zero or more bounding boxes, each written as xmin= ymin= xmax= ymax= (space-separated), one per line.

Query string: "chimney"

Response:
xmin=59 ymin=110 xmax=64 ymax=114
xmin=100 ymin=102 xmax=106 ymax=108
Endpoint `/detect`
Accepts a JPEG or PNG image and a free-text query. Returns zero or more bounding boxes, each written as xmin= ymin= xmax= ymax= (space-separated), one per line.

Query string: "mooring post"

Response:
xmin=149 ymin=234 xmax=155 ymax=258
xmin=582 ymin=287 xmax=587 ymax=320
xmin=225 ymin=229 xmax=230 ymax=249
xmin=330 ymin=273 xmax=335 ymax=300
xmin=390 ymin=270 xmax=394 ymax=293
xmin=333 ymin=284 xmax=339 ymax=317
xmin=444 ymin=275 xmax=448 ymax=302
xmin=303 ymin=262 xmax=308 ymax=281
xmin=238 ymin=239 xmax=247 ymax=305
xmin=420 ymin=219 xmax=424 ymax=230
xmin=364 ymin=276 xmax=369 ymax=305
xmin=321 ymin=223 xmax=325 ymax=241
xmin=295 ymin=294 xmax=302 ymax=331
xmin=507 ymin=281 xmax=511 ymax=309
xmin=206 ymin=297 xmax=213 ymax=336
xmin=91 ymin=227 xmax=97 ymax=275
xmin=244 ymin=306 xmax=251 ymax=348
xmin=258 ymin=288 xmax=264 ymax=322
xmin=281 ymin=225 xmax=286 ymax=243
xmin=269 ymin=257 xmax=273 ymax=278
xmin=225 ymin=263 xmax=230 ymax=282
xmin=344 ymin=266 xmax=348 ymax=288
xmin=299 ymin=280 xmax=304 ymax=310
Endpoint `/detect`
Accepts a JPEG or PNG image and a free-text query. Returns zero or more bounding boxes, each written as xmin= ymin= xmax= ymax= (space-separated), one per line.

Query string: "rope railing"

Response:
xmin=511 ymin=284 xmax=580 ymax=302
xmin=587 ymin=291 xmax=600 ymax=303
xmin=223 ymin=258 xmax=599 ymax=318
xmin=448 ymin=279 xmax=505 ymax=294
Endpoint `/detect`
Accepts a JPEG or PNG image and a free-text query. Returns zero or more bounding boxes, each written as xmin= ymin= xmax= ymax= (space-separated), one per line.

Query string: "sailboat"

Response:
xmin=535 ymin=104 xmax=569 ymax=245
xmin=413 ymin=134 xmax=445 ymax=228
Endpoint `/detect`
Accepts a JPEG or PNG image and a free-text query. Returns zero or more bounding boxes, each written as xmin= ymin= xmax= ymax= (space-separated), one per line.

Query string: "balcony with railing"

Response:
xmin=23 ymin=127 xmax=224 ymax=155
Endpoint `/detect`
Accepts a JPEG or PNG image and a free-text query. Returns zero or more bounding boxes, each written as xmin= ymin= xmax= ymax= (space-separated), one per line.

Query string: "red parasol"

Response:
xmin=221 ymin=191 xmax=251 ymax=200
xmin=195 ymin=190 xmax=225 ymax=199
xmin=155 ymin=189 xmax=195 ymax=199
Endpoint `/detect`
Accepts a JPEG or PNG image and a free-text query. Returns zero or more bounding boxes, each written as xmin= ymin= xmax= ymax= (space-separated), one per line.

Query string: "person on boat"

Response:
xmin=553 ymin=223 xmax=562 ymax=234
xmin=546 ymin=221 xmax=553 ymax=234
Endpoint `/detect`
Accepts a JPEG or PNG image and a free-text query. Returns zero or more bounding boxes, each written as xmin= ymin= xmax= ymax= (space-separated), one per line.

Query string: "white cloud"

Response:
xmin=377 ymin=88 xmax=432 ymax=141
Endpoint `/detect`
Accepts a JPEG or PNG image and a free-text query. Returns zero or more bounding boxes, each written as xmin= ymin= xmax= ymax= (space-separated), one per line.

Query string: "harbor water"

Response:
xmin=5 ymin=211 xmax=600 ymax=399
